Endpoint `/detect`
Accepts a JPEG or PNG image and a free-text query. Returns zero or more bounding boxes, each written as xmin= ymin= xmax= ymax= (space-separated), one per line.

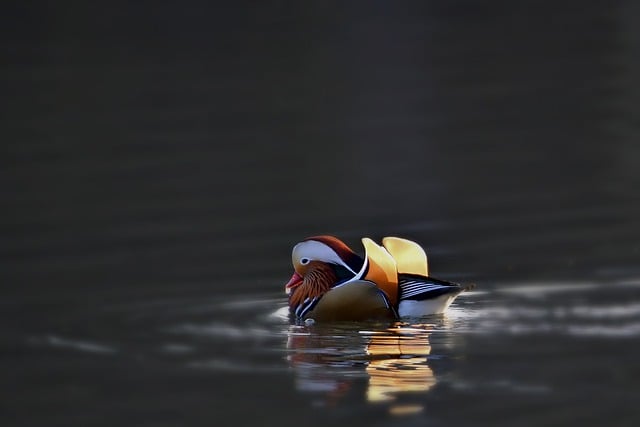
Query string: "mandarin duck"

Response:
xmin=284 ymin=235 xmax=474 ymax=322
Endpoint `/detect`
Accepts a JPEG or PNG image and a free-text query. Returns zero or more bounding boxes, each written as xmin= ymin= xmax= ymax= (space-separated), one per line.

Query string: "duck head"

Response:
xmin=284 ymin=236 xmax=364 ymax=302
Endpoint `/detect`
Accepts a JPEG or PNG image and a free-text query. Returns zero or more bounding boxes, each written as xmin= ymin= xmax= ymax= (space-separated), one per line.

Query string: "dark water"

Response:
xmin=3 ymin=2 xmax=640 ymax=426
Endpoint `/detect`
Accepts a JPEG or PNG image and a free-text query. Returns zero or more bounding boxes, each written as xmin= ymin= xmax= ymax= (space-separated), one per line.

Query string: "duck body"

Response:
xmin=284 ymin=235 xmax=473 ymax=322
xmin=299 ymin=280 xmax=397 ymax=322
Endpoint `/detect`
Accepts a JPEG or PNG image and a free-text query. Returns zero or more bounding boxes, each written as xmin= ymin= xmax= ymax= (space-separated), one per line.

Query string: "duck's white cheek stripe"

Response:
xmin=292 ymin=241 xmax=356 ymax=274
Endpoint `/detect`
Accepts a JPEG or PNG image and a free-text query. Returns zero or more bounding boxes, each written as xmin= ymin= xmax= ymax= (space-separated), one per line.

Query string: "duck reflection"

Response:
xmin=286 ymin=323 xmax=438 ymax=412
xmin=363 ymin=327 xmax=435 ymax=403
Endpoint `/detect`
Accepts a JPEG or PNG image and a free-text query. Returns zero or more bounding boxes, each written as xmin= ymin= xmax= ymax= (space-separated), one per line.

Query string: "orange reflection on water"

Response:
xmin=364 ymin=328 xmax=435 ymax=403
xmin=286 ymin=324 xmax=436 ymax=413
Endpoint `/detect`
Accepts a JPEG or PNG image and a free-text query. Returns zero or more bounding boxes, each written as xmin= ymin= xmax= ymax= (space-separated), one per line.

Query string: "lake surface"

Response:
xmin=3 ymin=2 xmax=640 ymax=426
xmin=7 ymin=279 xmax=640 ymax=426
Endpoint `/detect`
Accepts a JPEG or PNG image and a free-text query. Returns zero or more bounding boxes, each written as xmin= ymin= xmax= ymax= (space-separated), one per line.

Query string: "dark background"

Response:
xmin=4 ymin=1 xmax=639 ymax=298
xmin=2 ymin=1 xmax=640 ymax=425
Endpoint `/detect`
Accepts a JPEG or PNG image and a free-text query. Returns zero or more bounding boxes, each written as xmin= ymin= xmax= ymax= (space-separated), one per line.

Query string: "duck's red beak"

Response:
xmin=284 ymin=272 xmax=303 ymax=295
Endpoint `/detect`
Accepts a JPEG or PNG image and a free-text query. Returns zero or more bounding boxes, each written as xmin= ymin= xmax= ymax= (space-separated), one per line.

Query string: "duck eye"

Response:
xmin=300 ymin=258 xmax=310 ymax=265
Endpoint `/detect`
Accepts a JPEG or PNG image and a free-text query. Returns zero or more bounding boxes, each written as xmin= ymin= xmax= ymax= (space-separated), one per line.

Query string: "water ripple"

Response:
xmin=28 ymin=335 xmax=118 ymax=354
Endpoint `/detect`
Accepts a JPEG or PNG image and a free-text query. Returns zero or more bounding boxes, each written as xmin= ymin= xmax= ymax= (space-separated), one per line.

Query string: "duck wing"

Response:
xmin=382 ymin=236 xmax=429 ymax=276
xmin=399 ymin=274 xmax=469 ymax=301
xmin=398 ymin=274 xmax=475 ymax=316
